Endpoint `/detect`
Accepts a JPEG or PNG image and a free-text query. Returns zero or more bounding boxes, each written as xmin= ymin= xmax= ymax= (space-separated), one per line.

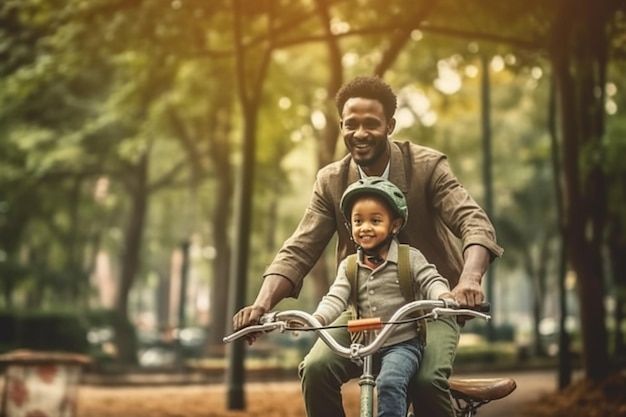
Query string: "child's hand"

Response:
xmin=438 ymin=292 xmax=459 ymax=308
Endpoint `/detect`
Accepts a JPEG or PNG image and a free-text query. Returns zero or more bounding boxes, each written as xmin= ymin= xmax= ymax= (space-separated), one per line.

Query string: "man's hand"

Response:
xmin=451 ymin=272 xmax=485 ymax=324
xmin=451 ymin=275 xmax=484 ymax=307
xmin=232 ymin=304 xmax=268 ymax=345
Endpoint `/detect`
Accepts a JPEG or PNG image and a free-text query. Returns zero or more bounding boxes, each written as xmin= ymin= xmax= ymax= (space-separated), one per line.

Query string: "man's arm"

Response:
xmin=430 ymin=157 xmax=504 ymax=259
xmin=451 ymin=244 xmax=491 ymax=306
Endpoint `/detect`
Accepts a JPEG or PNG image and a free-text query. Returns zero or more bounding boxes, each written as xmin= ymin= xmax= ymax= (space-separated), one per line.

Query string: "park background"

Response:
xmin=0 ymin=1 xmax=625 ymax=416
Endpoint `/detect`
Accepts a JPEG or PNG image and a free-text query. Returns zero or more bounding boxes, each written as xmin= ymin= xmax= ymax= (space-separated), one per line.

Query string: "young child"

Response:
xmin=312 ymin=176 xmax=454 ymax=417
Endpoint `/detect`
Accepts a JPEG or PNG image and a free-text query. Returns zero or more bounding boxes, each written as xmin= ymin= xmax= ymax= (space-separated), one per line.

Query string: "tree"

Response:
xmin=548 ymin=0 xmax=623 ymax=380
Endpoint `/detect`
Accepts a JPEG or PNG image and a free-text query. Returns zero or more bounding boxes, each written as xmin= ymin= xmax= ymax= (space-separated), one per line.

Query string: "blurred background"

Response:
xmin=0 ymin=0 xmax=624 ymax=401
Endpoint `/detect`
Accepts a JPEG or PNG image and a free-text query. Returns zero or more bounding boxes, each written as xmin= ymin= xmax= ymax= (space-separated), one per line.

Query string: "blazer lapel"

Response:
xmin=348 ymin=158 xmax=360 ymax=185
xmin=388 ymin=141 xmax=409 ymax=193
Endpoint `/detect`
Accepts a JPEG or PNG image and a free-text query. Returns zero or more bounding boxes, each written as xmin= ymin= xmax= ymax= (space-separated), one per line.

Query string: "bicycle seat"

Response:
xmin=449 ymin=377 xmax=517 ymax=401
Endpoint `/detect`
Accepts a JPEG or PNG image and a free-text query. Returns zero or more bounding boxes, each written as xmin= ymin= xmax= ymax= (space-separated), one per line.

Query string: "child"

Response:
xmin=312 ymin=176 xmax=454 ymax=417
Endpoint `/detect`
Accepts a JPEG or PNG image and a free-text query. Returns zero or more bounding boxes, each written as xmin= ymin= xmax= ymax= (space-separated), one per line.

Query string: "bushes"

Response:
xmin=0 ymin=310 xmax=90 ymax=354
xmin=462 ymin=319 xmax=516 ymax=342
xmin=455 ymin=342 xmax=518 ymax=366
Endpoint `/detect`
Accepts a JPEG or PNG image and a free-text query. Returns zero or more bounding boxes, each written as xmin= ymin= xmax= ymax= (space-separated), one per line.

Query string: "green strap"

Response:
xmin=346 ymin=254 xmax=358 ymax=311
xmin=397 ymin=244 xmax=413 ymax=301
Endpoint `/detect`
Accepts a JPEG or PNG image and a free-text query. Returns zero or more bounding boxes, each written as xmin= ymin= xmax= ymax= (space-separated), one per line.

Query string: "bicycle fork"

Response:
xmin=358 ymin=357 xmax=376 ymax=417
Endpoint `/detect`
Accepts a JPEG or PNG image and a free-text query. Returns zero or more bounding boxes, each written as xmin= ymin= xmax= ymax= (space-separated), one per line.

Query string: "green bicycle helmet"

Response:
xmin=340 ymin=177 xmax=408 ymax=229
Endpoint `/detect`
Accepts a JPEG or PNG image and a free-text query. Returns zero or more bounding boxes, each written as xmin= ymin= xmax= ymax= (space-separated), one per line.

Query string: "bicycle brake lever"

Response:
xmin=431 ymin=307 xmax=491 ymax=321
xmin=223 ymin=318 xmax=286 ymax=343
xmin=455 ymin=309 xmax=491 ymax=321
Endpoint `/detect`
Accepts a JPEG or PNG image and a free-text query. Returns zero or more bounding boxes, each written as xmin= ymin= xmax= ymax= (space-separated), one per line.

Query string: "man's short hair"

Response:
xmin=335 ymin=76 xmax=397 ymax=120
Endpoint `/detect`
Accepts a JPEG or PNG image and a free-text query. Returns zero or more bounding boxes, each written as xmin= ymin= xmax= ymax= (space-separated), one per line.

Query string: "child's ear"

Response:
xmin=391 ymin=218 xmax=402 ymax=234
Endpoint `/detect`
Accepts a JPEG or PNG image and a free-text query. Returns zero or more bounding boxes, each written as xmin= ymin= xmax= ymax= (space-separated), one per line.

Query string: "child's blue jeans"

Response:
xmin=375 ymin=336 xmax=424 ymax=417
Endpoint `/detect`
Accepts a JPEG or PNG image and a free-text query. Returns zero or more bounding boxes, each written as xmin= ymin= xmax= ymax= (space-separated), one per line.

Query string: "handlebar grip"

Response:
xmin=459 ymin=302 xmax=490 ymax=313
xmin=347 ymin=317 xmax=383 ymax=333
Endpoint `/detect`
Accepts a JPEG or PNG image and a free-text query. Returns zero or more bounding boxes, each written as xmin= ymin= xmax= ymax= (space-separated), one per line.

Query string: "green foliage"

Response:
xmin=463 ymin=320 xmax=517 ymax=342
xmin=83 ymin=308 xmax=122 ymax=328
xmin=604 ymin=61 xmax=626 ymax=232
xmin=0 ymin=0 xmax=624 ymax=376
xmin=0 ymin=312 xmax=19 ymax=352
xmin=454 ymin=342 xmax=518 ymax=366
xmin=0 ymin=310 xmax=90 ymax=354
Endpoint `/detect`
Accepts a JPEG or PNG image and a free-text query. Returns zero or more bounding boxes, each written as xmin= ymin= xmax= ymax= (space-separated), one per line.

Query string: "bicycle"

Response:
xmin=224 ymin=299 xmax=517 ymax=417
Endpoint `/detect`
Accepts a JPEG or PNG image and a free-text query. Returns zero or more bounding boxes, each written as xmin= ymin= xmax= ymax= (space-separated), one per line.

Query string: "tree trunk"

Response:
xmin=608 ymin=221 xmax=626 ymax=361
xmin=549 ymin=0 xmax=611 ymax=380
xmin=226 ymin=0 xmax=274 ymax=408
xmin=115 ymin=151 xmax=149 ymax=365
xmin=207 ymin=124 xmax=233 ymax=351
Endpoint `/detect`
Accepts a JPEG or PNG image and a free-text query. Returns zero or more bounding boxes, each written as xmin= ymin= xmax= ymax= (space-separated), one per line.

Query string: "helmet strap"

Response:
xmin=353 ymin=234 xmax=395 ymax=265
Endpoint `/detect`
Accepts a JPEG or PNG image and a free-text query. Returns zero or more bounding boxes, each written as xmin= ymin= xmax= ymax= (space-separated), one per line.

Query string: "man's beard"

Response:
xmin=348 ymin=134 xmax=388 ymax=167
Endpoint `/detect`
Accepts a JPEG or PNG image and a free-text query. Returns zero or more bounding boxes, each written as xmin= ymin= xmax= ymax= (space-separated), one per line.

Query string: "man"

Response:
xmin=233 ymin=75 xmax=503 ymax=417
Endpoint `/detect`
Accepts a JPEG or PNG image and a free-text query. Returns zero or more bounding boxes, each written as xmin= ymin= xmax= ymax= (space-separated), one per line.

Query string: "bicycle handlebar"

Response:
xmin=223 ymin=300 xmax=491 ymax=360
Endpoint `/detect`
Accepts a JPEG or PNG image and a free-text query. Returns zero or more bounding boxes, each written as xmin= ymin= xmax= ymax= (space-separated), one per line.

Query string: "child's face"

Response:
xmin=350 ymin=196 xmax=401 ymax=251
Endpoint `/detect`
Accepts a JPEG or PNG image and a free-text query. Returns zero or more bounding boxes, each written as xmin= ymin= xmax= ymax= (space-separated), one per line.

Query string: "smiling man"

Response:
xmin=232 ymin=75 xmax=503 ymax=417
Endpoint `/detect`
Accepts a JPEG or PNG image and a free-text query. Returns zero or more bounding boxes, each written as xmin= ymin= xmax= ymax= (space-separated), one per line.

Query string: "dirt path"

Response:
xmin=78 ymin=380 xmax=362 ymax=417
xmin=78 ymin=370 xmax=569 ymax=417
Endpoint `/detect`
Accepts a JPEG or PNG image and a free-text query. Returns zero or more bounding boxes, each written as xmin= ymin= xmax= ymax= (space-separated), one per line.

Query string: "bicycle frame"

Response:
xmin=224 ymin=300 xmax=492 ymax=417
